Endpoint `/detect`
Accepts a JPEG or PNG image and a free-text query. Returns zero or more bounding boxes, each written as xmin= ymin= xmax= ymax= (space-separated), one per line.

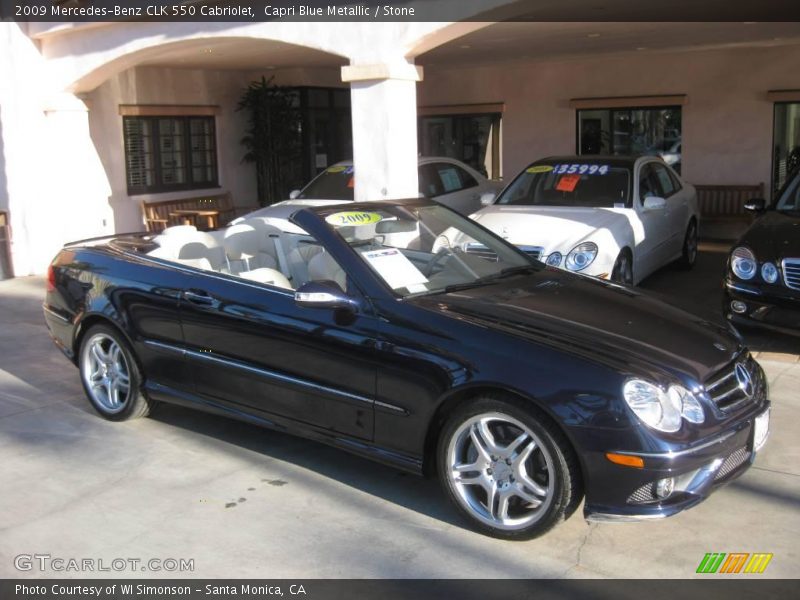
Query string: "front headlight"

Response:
xmin=623 ymin=380 xmax=705 ymax=432
xmin=731 ymin=246 xmax=756 ymax=280
xmin=565 ymin=242 xmax=597 ymax=271
xmin=761 ymin=262 xmax=778 ymax=284
xmin=546 ymin=252 xmax=562 ymax=267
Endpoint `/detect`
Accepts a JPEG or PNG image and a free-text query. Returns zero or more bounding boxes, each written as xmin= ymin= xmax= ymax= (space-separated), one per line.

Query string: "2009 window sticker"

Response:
xmin=551 ymin=163 xmax=609 ymax=175
xmin=325 ymin=211 xmax=382 ymax=226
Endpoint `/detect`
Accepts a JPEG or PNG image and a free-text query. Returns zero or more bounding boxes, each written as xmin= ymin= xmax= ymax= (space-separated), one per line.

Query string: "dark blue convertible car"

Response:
xmin=43 ymin=199 xmax=770 ymax=539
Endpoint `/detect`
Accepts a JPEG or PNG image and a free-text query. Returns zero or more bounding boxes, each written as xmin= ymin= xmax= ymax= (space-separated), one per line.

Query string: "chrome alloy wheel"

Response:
xmin=80 ymin=333 xmax=131 ymax=414
xmin=446 ymin=412 xmax=555 ymax=531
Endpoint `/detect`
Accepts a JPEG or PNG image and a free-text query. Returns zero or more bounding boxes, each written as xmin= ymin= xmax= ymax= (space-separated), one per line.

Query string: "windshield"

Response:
xmin=776 ymin=170 xmax=800 ymax=211
xmin=298 ymin=165 xmax=355 ymax=200
xmin=496 ymin=161 xmax=631 ymax=208
xmin=319 ymin=204 xmax=536 ymax=297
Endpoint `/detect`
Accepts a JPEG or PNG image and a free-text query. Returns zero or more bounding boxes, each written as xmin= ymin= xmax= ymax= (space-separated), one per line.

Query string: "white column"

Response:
xmin=342 ymin=62 xmax=423 ymax=202
xmin=32 ymin=94 xmax=113 ymax=271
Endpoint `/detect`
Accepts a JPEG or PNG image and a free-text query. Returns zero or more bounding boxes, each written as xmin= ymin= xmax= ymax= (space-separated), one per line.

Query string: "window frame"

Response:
xmin=123 ymin=115 xmax=219 ymax=195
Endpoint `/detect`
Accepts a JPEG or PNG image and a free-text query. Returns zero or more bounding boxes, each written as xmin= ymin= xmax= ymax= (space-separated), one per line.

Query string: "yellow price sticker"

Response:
xmin=325 ymin=211 xmax=383 ymax=227
xmin=327 ymin=166 xmax=347 ymax=173
xmin=526 ymin=165 xmax=554 ymax=174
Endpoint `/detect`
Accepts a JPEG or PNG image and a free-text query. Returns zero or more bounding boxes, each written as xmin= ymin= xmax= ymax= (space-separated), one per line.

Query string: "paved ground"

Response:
xmin=0 ymin=255 xmax=798 ymax=579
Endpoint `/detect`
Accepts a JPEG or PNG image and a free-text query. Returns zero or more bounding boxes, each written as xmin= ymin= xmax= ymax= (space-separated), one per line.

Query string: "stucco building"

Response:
xmin=1 ymin=12 xmax=799 ymax=276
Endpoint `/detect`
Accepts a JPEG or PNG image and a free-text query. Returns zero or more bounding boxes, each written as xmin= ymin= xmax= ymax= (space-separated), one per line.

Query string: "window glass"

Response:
xmin=578 ymin=106 xmax=682 ymax=174
xmin=297 ymin=165 xmax=355 ymax=200
xmin=639 ymin=164 xmax=661 ymax=201
xmin=651 ymin=163 xmax=676 ymax=197
xmin=496 ymin=161 xmax=631 ymax=208
xmin=436 ymin=165 xmax=463 ymax=193
xmin=775 ymin=172 xmax=800 ymax=211
xmin=772 ymin=102 xmax=800 ymax=192
xmin=124 ymin=116 xmax=218 ymax=194
xmin=319 ymin=204 xmax=533 ymax=298
xmin=419 ymin=113 xmax=501 ymax=179
xmin=419 ymin=163 xmax=444 ymax=198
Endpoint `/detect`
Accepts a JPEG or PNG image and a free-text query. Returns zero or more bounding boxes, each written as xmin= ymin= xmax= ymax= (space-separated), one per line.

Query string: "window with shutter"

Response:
xmin=123 ymin=116 xmax=218 ymax=194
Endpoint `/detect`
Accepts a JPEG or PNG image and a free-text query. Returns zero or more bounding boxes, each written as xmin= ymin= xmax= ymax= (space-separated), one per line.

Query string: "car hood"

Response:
xmin=471 ymin=205 xmax=628 ymax=250
xmin=411 ymin=268 xmax=741 ymax=384
xmin=738 ymin=210 xmax=800 ymax=259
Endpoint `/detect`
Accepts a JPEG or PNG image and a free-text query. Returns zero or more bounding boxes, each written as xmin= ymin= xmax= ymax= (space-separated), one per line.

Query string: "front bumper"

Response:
xmin=582 ymin=403 xmax=770 ymax=522
xmin=723 ymin=279 xmax=800 ymax=336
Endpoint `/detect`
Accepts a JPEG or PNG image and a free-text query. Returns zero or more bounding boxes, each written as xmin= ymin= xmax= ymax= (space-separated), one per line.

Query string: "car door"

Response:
xmin=651 ymin=162 xmax=689 ymax=257
xmin=425 ymin=161 xmax=484 ymax=215
xmin=635 ymin=161 xmax=672 ymax=277
xmin=178 ymin=253 xmax=379 ymax=441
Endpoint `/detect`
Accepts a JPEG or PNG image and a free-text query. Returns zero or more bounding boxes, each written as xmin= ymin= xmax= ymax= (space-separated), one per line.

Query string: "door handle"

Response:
xmin=183 ymin=289 xmax=217 ymax=306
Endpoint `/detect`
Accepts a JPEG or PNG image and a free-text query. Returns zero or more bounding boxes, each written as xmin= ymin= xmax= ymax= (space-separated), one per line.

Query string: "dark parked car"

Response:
xmin=44 ymin=199 xmax=770 ymax=539
xmin=724 ymin=169 xmax=800 ymax=335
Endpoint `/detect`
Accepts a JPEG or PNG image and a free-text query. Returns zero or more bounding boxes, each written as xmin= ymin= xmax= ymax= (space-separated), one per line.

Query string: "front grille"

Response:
xmin=463 ymin=243 xmax=543 ymax=262
xmin=782 ymin=258 xmax=800 ymax=290
xmin=714 ymin=447 xmax=750 ymax=481
xmin=518 ymin=245 xmax=543 ymax=261
xmin=703 ymin=353 xmax=760 ymax=412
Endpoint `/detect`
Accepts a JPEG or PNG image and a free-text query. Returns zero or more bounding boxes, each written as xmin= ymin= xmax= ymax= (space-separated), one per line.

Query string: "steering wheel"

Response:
xmin=424 ymin=248 xmax=451 ymax=277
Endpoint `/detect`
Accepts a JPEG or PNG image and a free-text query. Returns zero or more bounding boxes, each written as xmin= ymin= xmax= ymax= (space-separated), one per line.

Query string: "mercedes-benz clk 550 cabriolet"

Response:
xmin=43 ymin=199 xmax=769 ymax=540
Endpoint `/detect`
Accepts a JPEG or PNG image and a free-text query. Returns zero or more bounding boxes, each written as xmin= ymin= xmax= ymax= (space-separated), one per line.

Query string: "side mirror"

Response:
xmin=294 ymin=280 xmax=357 ymax=310
xmin=480 ymin=192 xmax=496 ymax=206
xmin=744 ymin=197 xmax=767 ymax=212
xmin=289 ymin=190 xmax=301 ymax=200
xmin=642 ymin=196 xmax=667 ymax=211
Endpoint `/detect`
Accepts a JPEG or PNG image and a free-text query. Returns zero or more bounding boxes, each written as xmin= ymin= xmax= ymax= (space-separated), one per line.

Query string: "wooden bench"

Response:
xmin=141 ymin=193 xmax=257 ymax=233
xmin=694 ymin=183 xmax=765 ymax=219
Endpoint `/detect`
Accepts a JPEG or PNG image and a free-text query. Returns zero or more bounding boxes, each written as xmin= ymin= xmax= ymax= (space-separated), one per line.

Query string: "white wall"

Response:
xmin=87 ymin=65 xmax=343 ymax=233
xmin=418 ymin=44 xmax=800 ymax=196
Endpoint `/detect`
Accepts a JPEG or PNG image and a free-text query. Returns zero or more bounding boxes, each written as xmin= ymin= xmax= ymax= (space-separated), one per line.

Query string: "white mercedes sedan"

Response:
xmin=459 ymin=156 xmax=699 ymax=285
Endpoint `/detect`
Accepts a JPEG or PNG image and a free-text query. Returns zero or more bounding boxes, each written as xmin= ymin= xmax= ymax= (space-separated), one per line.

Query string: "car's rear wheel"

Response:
xmin=437 ymin=396 xmax=582 ymax=540
xmin=78 ymin=324 xmax=151 ymax=421
xmin=679 ymin=220 xmax=698 ymax=269
xmin=611 ymin=249 xmax=633 ymax=285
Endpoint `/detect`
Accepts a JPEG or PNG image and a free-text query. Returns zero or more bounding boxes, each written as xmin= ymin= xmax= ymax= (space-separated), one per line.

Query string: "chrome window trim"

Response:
xmin=143 ymin=340 xmax=407 ymax=415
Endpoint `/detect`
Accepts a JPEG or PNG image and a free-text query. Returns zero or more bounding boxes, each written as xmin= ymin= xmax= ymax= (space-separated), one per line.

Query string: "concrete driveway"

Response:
xmin=0 ymin=255 xmax=797 ymax=579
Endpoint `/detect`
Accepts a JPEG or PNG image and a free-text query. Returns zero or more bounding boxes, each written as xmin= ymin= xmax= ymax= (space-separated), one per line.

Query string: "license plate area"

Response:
xmin=753 ymin=408 xmax=770 ymax=453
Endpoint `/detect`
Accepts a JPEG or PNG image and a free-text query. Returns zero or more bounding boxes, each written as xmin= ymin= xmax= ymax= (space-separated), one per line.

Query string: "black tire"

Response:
xmin=436 ymin=395 xmax=582 ymax=540
xmin=78 ymin=324 xmax=151 ymax=421
xmin=678 ymin=220 xmax=698 ymax=269
xmin=611 ymin=249 xmax=634 ymax=285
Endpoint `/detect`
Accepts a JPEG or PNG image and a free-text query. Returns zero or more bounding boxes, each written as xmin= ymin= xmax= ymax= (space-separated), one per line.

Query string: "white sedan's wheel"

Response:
xmin=611 ymin=250 xmax=633 ymax=285
xmin=679 ymin=220 xmax=698 ymax=269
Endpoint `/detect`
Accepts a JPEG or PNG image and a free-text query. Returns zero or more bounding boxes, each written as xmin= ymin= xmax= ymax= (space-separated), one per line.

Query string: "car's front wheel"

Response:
xmin=678 ymin=220 xmax=698 ymax=269
xmin=437 ymin=396 xmax=582 ymax=540
xmin=78 ymin=324 xmax=151 ymax=421
xmin=611 ymin=249 xmax=633 ymax=285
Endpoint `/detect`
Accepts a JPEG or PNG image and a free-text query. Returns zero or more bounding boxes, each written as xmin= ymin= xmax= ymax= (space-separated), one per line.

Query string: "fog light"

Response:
xmin=731 ymin=300 xmax=747 ymax=314
xmin=655 ymin=477 xmax=675 ymax=499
